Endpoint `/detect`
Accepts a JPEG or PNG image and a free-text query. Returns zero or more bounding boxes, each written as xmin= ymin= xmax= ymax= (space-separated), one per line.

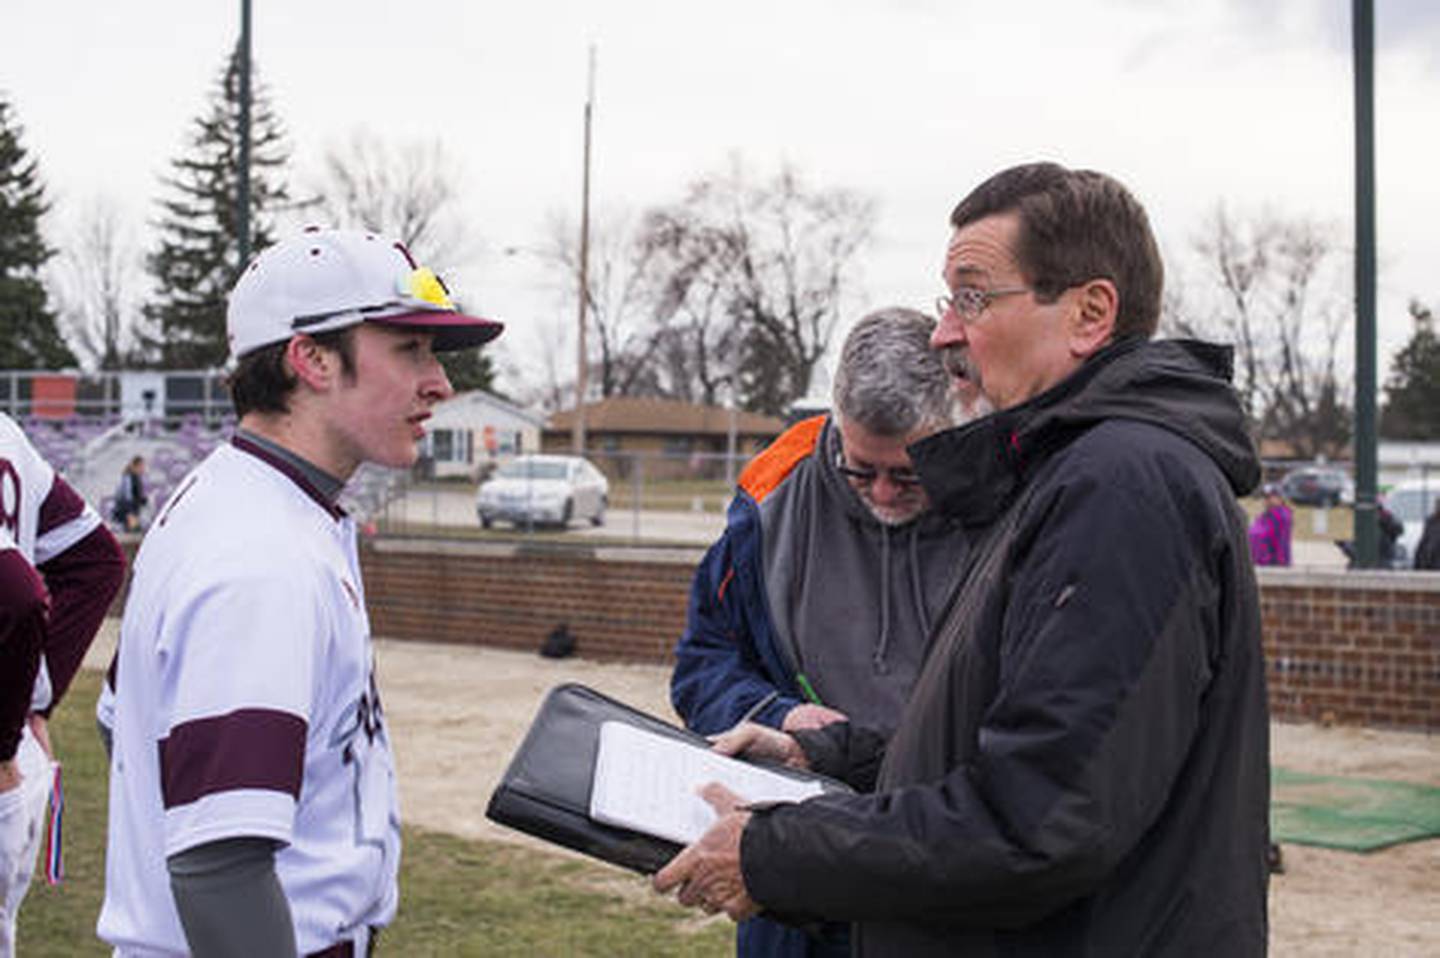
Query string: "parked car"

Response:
xmin=475 ymin=454 xmax=609 ymax=529
xmin=1385 ymin=478 xmax=1440 ymax=569
xmin=1278 ymin=466 xmax=1354 ymax=507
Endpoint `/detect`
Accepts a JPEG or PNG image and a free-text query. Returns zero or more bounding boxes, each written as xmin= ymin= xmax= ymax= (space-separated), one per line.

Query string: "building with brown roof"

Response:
xmin=543 ymin=397 xmax=786 ymax=480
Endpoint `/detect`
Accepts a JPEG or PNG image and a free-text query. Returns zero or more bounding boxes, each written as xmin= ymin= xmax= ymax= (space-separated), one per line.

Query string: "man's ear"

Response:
xmin=1069 ymin=278 xmax=1119 ymax=358
xmin=284 ymin=335 xmax=336 ymax=392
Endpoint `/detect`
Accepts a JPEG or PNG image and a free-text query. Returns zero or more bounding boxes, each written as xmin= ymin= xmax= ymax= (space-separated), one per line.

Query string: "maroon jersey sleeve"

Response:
xmin=0 ymin=550 xmax=48 ymax=760
xmin=34 ymin=522 xmax=126 ymax=716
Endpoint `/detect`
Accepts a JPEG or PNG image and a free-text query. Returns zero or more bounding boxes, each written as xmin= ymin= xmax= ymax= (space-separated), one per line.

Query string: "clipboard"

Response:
xmin=484 ymin=682 xmax=851 ymax=874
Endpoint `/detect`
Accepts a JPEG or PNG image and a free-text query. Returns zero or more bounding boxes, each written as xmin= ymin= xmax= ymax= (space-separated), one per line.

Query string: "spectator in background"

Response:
xmin=1 ymin=412 xmax=127 ymax=957
xmin=1249 ymin=483 xmax=1293 ymax=566
xmin=1378 ymin=498 xmax=1405 ymax=567
xmin=1414 ymin=499 xmax=1440 ymax=571
xmin=111 ymin=456 xmax=147 ymax=532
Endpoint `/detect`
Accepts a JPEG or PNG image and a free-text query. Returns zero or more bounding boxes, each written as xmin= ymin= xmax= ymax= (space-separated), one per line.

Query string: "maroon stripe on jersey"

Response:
xmin=37 ymin=473 xmax=86 ymax=535
xmin=231 ymin=435 xmax=345 ymax=519
xmin=160 ymin=708 xmax=307 ymax=808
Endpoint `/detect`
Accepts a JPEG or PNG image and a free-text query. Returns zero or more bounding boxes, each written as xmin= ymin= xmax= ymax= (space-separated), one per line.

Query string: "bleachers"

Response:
xmin=16 ymin=415 xmax=120 ymax=475
xmin=89 ymin=417 xmax=235 ymax=526
xmin=14 ymin=413 xmax=405 ymax=528
xmin=6 ymin=370 xmax=416 ymax=526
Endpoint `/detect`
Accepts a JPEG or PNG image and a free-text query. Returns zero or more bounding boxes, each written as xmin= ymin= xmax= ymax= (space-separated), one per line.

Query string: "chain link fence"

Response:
xmin=372 ymin=450 xmax=745 ymax=546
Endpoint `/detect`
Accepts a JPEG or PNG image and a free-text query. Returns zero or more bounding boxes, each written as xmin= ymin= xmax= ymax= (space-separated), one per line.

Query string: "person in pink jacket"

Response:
xmin=1249 ymin=484 xmax=1293 ymax=566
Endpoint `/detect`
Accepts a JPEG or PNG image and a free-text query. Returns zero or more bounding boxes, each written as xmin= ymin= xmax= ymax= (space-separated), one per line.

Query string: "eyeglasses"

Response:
xmin=834 ymin=449 xmax=923 ymax=488
xmin=935 ymin=285 xmax=1031 ymax=324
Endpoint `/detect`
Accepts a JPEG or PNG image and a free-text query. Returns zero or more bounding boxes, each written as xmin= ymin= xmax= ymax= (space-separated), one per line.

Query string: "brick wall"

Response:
xmin=1257 ymin=568 xmax=1439 ymax=731
xmin=114 ymin=537 xmax=1440 ymax=731
xmin=359 ymin=539 xmax=698 ymax=663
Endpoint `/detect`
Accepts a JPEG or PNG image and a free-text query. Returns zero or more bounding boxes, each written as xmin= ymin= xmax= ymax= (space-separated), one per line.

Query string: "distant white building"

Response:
xmin=421 ymin=390 xmax=546 ymax=480
xmin=1380 ymin=440 xmax=1440 ymax=486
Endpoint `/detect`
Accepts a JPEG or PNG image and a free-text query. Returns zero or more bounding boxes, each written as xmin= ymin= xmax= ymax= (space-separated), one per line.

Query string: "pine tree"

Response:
xmin=439 ymin=347 xmax=498 ymax=395
xmin=1381 ymin=301 xmax=1440 ymax=440
xmin=140 ymin=45 xmax=300 ymax=369
xmin=0 ymin=95 xmax=76 ymax=369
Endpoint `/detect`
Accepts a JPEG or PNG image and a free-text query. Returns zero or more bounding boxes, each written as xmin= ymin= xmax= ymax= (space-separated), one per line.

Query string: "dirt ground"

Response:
xmin=84 ymin=625 xmax=1440 ymax=954
xmin=373 ymin=638 xmax=1439 ymax=957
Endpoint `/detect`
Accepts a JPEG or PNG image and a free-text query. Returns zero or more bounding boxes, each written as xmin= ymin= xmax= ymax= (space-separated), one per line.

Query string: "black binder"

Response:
xmin=485 ymin=682 xmax=851 ymax=874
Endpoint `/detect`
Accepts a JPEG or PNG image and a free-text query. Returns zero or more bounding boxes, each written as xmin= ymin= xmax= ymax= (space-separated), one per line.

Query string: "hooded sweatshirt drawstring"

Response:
xmin=909 ymin=522 xmax=930 ymax=638
xmin=874 ymin=523 xmax=892 ymax=674
xmin=874 ymin=521 xmax=932 ymax=674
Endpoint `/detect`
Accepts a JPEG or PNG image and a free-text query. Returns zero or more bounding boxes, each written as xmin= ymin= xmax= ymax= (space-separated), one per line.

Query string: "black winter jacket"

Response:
xmin=740 ymin=339 xmax=1270 ymax=956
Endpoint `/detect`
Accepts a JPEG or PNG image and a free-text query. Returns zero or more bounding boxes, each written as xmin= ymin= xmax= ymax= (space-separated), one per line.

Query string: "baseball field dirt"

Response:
xmin=373 ymin=638 xmax=1440 ymax=957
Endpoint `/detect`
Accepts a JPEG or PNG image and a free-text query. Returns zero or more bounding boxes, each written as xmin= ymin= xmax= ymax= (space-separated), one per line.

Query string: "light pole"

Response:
xmin=237 ymin=0 xmax=252 ymax=270
xmin=1352 ymin=0 xmax=1378 ymax=567
xmin=574 ymin=45 xmax=596 ymax=457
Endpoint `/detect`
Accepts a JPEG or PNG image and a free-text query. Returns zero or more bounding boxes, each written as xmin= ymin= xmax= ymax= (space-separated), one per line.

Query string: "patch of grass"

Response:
xmin=390 ymin=832 xmax=730 ymax=956
xmin=609 ymin=479 xmax=733 ymax=514
xmin=20 ymin=671 xmax=731 ymax=956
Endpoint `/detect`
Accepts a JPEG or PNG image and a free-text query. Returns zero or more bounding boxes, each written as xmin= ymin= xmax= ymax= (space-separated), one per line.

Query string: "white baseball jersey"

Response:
xmin=0 ymin=413 xmax=104 ymax=712
xmin=0 ymin=413 xmax=105 ymax=957
xmin=99 ymin=438 xmax=400 ymax=956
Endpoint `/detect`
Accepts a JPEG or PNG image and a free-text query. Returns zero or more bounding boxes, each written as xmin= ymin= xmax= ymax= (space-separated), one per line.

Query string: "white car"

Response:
xmin=1386 ymin=478 xmax=1440 ymax=568
xmin=476 ymin=455 xmax=609 ymax=529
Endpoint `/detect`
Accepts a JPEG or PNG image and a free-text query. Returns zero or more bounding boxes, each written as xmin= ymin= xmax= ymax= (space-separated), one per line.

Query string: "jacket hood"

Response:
xmin=910 ymin=338 xmax=1262 ymax=526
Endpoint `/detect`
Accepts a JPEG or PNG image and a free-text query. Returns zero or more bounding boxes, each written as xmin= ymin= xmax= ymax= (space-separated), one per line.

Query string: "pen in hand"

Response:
xmin=795 ymin=672 xmax=824 ymax=706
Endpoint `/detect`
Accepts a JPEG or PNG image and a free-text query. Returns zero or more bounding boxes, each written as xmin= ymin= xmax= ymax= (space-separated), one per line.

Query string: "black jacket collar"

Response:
xmin=910 ymin=338 xmax=1259 ymax=528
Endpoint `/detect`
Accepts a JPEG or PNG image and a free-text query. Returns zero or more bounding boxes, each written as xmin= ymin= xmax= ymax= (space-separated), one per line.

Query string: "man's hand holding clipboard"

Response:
xmin=652 ymin=722 xmax=812 ymax=921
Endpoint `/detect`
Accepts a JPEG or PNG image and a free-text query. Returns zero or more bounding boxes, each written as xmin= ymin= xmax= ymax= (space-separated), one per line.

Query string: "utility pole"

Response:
xmin=725 ymin=387 xmax=738 ymax=489
xmin=237 ymin=0 xmax=252 ymax=271
xmin=1352 ymin=0 xmax=1378 ymax=567
xmin=574 ymin=45 xmax=595 ymax=456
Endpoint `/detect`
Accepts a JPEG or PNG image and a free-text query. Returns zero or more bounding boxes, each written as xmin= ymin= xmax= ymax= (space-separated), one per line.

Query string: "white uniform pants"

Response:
xmin=0 ymin=729 xmax=53 ymax=958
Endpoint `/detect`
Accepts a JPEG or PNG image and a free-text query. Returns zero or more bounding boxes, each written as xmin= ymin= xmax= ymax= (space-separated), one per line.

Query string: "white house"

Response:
xmin=421 ymin=390 xmax=546 ymax=480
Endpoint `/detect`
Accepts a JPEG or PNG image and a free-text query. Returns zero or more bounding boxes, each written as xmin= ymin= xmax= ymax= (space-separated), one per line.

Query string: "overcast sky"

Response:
xmin=3 ymin=0 xmax=1437 ymax=398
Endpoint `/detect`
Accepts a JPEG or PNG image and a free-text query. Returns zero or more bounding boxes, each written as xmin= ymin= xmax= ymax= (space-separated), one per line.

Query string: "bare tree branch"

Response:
xmin=534 ymin=160 xmax=874 ymax=415
xmin=669 ymin=160 xmax=876 ymax=414
xmin=312 ymin=130 xmax=474 ymax=272
xmin=48 ymin=196 xmax=142 ymax=369
xmin=1182 ymin=204 xmax=1351 ymax=458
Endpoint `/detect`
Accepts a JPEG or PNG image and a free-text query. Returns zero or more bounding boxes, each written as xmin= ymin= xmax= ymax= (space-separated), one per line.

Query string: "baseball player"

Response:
xmin=0 ymin=412 xmax=126 ymax=957
xmin=98 ymin=228 xmax=503 ymax=957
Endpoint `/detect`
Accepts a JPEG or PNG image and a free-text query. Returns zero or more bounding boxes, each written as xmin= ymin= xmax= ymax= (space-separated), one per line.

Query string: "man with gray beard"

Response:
xmin=670 ymin=307 xmax=975 ymax=958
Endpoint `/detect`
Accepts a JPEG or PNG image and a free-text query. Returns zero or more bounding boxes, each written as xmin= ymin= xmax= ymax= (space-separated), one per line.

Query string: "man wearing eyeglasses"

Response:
xmin=656 ymin=163 xmax=1268 ymax=956
xmin=670 ymin=307 xmax=973 ymax=958
xmin=99 ymin=228 xmax=503 ymax=957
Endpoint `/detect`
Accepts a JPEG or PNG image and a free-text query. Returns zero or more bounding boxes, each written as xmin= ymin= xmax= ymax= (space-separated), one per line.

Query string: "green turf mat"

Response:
xmin=1270 ymin=767 xmax=1440 ymax=852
